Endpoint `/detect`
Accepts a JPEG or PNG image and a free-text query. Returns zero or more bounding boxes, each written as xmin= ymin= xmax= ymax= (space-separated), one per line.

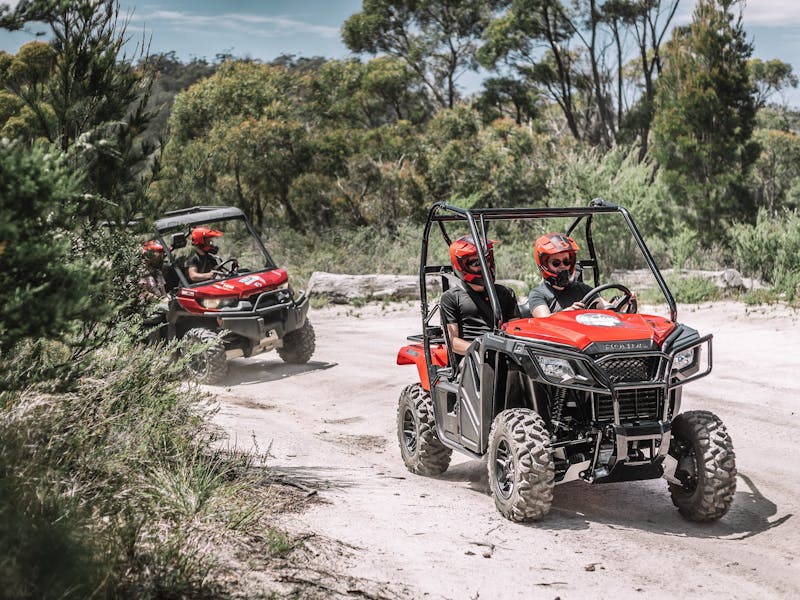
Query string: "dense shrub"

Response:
xmin=0 ymin=338 xmax=274 ymax=598
xmin=730 ymin=209 xmax=800 ymax=300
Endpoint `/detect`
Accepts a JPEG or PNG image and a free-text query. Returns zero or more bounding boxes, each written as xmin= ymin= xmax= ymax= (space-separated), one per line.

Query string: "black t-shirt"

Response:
xmin=528 ymin=280 xmax=593 ymax=314
xmin=440 ymin=284 xmax=520 ymax=342
xmin=188 ymin=252 xmax=220 ymax=275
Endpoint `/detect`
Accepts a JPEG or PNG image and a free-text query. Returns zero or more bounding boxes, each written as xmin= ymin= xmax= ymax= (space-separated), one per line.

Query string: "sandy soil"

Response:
xmin=210 ymin=301 xmax=800 ymax=600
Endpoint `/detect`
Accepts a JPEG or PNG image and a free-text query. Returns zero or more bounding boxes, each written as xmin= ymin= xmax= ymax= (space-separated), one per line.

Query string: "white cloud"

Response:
xmin=743 ymin=0 xmax=800 ymax=25
xmin=132 ymin=9 xmax=339 ymax=39
xmin=680 ymin=1 xmax=800 ymax=26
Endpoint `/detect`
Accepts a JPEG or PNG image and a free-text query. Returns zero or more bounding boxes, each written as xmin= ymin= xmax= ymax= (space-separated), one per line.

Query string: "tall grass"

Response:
xmin=0 ymin=337 xmax=283 ymax=599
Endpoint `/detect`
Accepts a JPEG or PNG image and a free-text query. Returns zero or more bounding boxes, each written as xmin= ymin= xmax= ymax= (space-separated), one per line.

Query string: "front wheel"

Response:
xmin=397 ymin=384 xmax=451 ymax=475
xmin=487 ymin=409 xmax=554 ymax=522
xmin=668 ymin=410 xmax=737 ymax=522
xmin=277 ymin=320 xmax=315 ymax=364
xmin=183 ymin=327 xmax=228 ymax=384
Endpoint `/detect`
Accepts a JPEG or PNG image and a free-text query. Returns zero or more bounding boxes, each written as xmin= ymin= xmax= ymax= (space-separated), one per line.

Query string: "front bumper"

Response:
xmin=216 ymin=291 xmax=310 ymax=342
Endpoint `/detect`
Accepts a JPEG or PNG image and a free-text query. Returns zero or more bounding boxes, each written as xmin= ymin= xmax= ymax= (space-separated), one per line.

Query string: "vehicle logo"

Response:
xmin=593 ymin=340 xmax=652 ymax=352
xmin=240 ymin=275 xmax=265 ymax=288
xmin=576 ymin=313 xmax=622 ymax=327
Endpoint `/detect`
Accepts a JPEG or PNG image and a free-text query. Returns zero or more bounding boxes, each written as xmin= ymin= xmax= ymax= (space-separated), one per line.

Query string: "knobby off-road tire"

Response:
xmin=397 ymin=384 xmax=452 ymax=476
xmin=183 ymin=328 xmax=228 ymax=385
xmin=487 ymin=408 xmax=554 ymax=522
xmin=668 ymin=410 xmax=737 ymax=522
xmin=277 ymin=320 xmax=316 ymax=364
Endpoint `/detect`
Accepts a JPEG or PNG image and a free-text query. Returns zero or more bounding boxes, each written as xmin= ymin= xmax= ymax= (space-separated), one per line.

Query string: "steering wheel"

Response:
xmin=580 ymin=283 xmax=636 ymax=313
xmin=213 ymin=258 xmax=239 ymax=277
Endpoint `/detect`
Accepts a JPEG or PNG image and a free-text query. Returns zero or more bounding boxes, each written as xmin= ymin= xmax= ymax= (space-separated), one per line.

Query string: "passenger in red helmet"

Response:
xmin=139 ymin=240 xmax=167 ymax=300
xmin=529 ymin=233 xmax=614 ymax=317
xmin=441 ymin=236 xmax=520 ymax=356
xmin=187 ymin=226 xmax=223 ymax=282
xmin=138 ymin=240 xmax=169 ymax=342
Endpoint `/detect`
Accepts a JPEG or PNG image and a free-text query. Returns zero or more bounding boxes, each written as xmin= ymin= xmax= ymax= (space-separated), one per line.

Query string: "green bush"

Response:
xmin=667 ymin=275 xmax=719 ymax=304
xmin=730 ymin=208 xmax=800 ymax=301
xmin=0 ymin=338 xmax=277 ymax=598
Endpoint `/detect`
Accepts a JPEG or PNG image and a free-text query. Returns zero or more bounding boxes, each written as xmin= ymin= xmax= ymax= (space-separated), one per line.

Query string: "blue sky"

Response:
xmin=1 ymin=0 xmax=799 ymax=107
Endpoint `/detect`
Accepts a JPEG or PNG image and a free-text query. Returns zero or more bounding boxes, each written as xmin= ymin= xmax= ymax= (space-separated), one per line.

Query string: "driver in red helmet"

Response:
xmin=440 ymin=236 xmax=520 ymax=356
xmin=187 ymin=226 xmax=223 ymax=282
xmin=529 ymin=233 xmax=613 ymax=317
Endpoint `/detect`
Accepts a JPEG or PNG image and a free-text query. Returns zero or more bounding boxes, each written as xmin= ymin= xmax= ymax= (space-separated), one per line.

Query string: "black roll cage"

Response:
xmin=153 ymin=206 xmax=277 ymax=289
xmin=419 ymin=198 xmax=677 ymax=376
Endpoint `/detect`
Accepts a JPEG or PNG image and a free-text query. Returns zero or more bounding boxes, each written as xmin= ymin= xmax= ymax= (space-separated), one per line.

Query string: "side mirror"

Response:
xmin=170 ymin=232 xmax=187 ymax=249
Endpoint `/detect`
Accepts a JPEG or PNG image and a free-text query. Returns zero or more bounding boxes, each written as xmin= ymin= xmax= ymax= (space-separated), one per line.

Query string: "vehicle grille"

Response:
xmin=598 ymin=356 xmax=661 ymax=383
xmin=596 ymin=388 xmax=664 ymax=421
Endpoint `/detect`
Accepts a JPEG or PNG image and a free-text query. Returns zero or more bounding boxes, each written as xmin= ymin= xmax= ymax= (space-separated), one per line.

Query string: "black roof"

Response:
xmin=154 ymin=206 xmax=246 ymax=232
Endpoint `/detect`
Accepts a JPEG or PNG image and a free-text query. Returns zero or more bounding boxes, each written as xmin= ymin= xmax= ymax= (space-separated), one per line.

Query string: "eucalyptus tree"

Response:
xmin=480 ymin=0 xmax=680 ymax=151
xmin=342 ymin=0 xmax=507 ymax=110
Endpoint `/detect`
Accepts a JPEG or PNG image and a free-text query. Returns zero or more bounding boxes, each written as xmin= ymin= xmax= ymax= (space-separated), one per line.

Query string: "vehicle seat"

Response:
xmin=517 ymin=296 xmax=532 ymax=318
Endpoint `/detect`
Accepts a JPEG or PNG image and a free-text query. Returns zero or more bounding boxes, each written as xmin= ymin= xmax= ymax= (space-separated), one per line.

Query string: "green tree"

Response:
xmin=651 ymin=0 xmax=759 ymax=239
xmin=748 ymin=129 xmax=800 ymax=214
xmin=0 ymin=140 xmax=114 ymax=355
xmin=156 ymin=61 xmax=315 ymax=230
xmin=0 ymin=0 xmax=157 ymax=224
xmin=342 ymin=0 xmax=505 ymax=109
xmin=749 ymin=58 xmax=798 ymax=109
xmin=473 ymin=76 xmax=539 ymax=125
xmin=309 ymin=57 xmax=432 ymax=128
xmin=421 ymin=105 xmax=551 ymax=208
xmin=480 ymin=0 xmax=680 ymax=151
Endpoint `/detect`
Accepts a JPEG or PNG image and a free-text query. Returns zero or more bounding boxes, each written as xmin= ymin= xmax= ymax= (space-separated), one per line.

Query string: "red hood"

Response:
xmin=185 ymin=269 xmax=288 ymax=299
xmin=503 ymin=310 xmax=676 ymax=351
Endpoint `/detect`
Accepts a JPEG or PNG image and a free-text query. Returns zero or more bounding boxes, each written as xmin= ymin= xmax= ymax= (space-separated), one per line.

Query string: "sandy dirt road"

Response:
xmin=211 ymin=301 xmax=800 ymax=600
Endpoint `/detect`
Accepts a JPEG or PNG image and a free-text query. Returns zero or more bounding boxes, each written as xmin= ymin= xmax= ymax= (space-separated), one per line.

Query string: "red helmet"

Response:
xmin=190 ymin=226 xmax=223 ymax=252
xmin=534 ymin=233 xmax=579 ymax=284
xmin=142 ymin=240 xmax=164 ymax=254
xmin=142 ymin=240 xmax=164 ymax=268
xmin=449 ymin=235 xmax=495 ymax=287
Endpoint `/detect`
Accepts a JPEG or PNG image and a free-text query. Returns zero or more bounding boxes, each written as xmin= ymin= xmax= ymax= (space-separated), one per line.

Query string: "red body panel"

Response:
xmin=503 ymin=310 xmax=676 ymax=350
xmin=177 ymin=269 xmax=288 ymax=314
xmin=397 ymin=343 xmax=449 ymax=391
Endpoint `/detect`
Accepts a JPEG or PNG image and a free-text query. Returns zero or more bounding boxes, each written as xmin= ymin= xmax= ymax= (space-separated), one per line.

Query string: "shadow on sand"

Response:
xmin=439 ymin=460 xmax=791 ymax=539
xmin=208 ymin=359 xmax=337 ymax=386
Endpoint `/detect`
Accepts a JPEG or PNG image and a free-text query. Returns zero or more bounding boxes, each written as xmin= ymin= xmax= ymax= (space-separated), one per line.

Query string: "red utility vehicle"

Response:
xmin=151 ymin=206 xmax=314 ymax=383
xmin=396 ymin=200 xmax=736 ymax=522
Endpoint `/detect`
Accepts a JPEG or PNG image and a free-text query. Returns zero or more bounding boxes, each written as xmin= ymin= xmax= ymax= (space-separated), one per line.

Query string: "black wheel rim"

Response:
xmin=189 ymin=352 xmax=208 ymax=378
xmin=402 ymin=408 xmax=417 ymax=454
xmin=494 ymin=438 xmax=514 ymax=499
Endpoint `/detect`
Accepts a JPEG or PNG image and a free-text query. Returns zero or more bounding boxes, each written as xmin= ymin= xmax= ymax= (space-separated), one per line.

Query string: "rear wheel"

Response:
xmin=183 ymin=327 xmax=228 ymax=384
xmin=397 ymin=384 xmax=451 ymax=475
xmin=668 ymin=410 xmax=737 ymax=522
xmin=277 ymin=320 xmax=315 ymax=364
xmin=487 ymin=409 xmax=554 ymax=522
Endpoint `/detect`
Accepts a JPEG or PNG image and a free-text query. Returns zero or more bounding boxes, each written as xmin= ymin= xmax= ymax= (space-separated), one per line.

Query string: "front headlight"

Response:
xmin=274 ymin=281 xmax=294 ymax=302
xmin=198 ymin=296 xmax=238 ymax=309
xmin=672 ymin=347 xmax=698 ymax=372
xmin=537 ymin=356 xmax=576 ymax=380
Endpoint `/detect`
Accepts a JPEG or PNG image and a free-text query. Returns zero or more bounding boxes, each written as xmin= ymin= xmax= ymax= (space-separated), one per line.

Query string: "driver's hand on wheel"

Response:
xmin=565 ymin=301 xmax=586 ymax=311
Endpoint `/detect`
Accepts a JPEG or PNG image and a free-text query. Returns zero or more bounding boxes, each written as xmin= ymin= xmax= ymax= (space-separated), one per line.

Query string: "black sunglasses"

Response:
xmin=466 ymin=258 xmax=482 ymax=268
xmin=549 ymin=258 xmax=573 ymax=268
